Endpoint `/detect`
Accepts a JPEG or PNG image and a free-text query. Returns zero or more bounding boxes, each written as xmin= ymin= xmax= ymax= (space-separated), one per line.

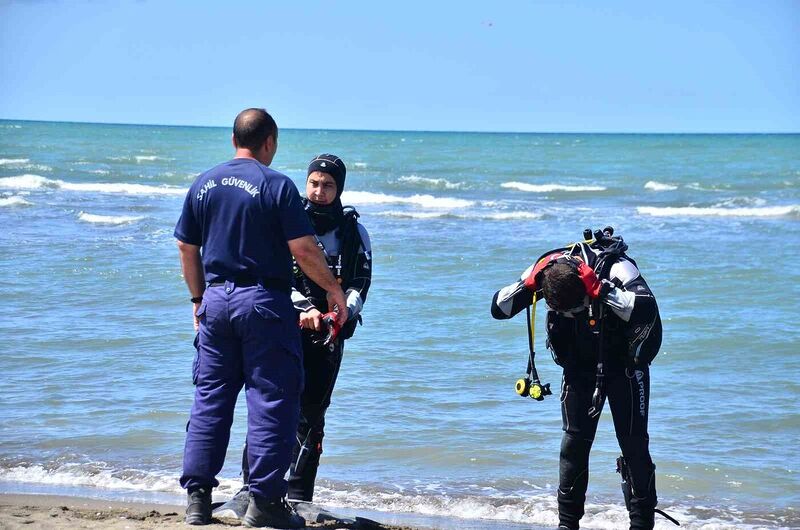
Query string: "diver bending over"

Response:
xmin=491 ymin=231 xmax=663 ymax=530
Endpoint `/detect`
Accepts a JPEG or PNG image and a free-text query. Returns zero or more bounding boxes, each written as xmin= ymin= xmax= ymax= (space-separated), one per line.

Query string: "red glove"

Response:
xmin=577 ymin=262 xmax=614 ymax=299
xmin=577 ymin=262 xmax=601 ymax=297
xmin=320 ymin=312 xmax=341 ymax=346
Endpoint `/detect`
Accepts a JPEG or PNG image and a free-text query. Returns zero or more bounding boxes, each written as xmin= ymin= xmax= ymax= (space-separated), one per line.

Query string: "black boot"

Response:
xmin=185 ymin=486 xmax=212 ymax=525
xmin=617 ymin=456 xmax=657 ymax=530
xmin=243 ymin=493 xmax=305 ymax=529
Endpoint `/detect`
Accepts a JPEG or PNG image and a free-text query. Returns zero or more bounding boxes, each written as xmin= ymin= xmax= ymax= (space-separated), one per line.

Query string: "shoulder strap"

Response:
xmin=339 ymin=209 xmax=364 ymax=286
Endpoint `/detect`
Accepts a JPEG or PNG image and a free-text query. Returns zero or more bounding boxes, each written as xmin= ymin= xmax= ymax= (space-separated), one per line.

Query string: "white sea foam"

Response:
xmin=0 ymin=463 xmax=770 ymax=529
xmin=78 ymin=212 xmax=145 ymax=225
xmin=686 ymin=182 xmax=723 ymax=192
xmin=398 ymin=175 xmax=464 ymax=189
xmin=0 ymin=464 xmax=238 ymax=498
xmin=89 ymin=169 xmax=111 ymax=175
xmin=0 ymin=464 xmax=181 ymax=494
xmin=314 ymin=484 xmax=735 ymax=530
xmin=501 ymin=181 xmax=606 ymax=192
xmin=342 ymin=190 xmax=474 ymax=208
xmin=0 ymin=174 xmax=186 ymax=196
xmin=25 ymin=163 xmax=53 ymax=172
xmin=0 ymin=195 xmax=33 ymax=207
xmin=484 ymin=212 xmax=543 ymax=220
xmin=644 ymin=180 xmax=678 ymax=191
xmin=379 ymin=211 xmax=454 ymax=219
xmin=637 ymin=205 xmax=800 ymax=218
xmin=0 ymin=174 xmax=54 ymax=189
xmin=354 ymin=162 xmax=368 ymax=168
xmin=134 ymin=155 xmax=169 ymax=162
xmin=377 ymin=210 xmax=543 ymax=221
xmin=0 ymin=158 xmax=30 ymax=165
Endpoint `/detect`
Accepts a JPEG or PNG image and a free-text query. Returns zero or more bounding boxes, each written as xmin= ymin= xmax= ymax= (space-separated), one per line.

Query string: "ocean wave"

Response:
xmin=378 ymin=211 xmax=457 ymax=219
xmin=501 ymin=182 xmax=606 ymax=193
xmin=0 ymin=174 xmax=186 ymax=196
xmin=0 ymin=158 xmax=30 ymax=165
xmin=0 ymin=463 xmax=239 ymax=497
xmin=686 ymin=182 xmax=724 ymax=192
xmin=484 ymin=212 xmax=543 ymax=220
xmin=354 ymin=162 xmax=368 ymax=168
xmin=377 ymin=210 xmax=543 ymax=221
xmin=89 ymin=169 xmax=111 ymax=175
xmin=0 ymin=195 xmax=33 ymax=207
xmin=78 ymin=212 xmax=145 ymax=225
xmin=644 ymin=181 xmax=678 ymax=191
xmin=25 ymin=163 xmax=53 ymax=172
xmin=398 ymin=175 xmax=465 ymax=190
xmin=637 ymin=205 xmax=800 ymax=218
xmin=0 ymin=463 xmax=785 ymax=529
xmin=135 ymin=155 xmax=172 ymax=163
xmin=314 ymin=483 xmax=769 ymax=530
xmin=342 ymin=190 xmax=474 ymax=208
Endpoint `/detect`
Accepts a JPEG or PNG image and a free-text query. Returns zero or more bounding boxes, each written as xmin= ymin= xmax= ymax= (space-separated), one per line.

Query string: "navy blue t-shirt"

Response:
xmin=174 ymin=158 xmax=313 ymax=283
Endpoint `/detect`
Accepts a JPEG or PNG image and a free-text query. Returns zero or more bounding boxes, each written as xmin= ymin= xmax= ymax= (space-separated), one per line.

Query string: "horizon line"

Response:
xmin=1 ymin=117 xmax=798 ymax=135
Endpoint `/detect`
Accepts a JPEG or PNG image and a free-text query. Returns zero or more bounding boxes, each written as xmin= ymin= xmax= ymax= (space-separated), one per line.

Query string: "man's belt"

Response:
xmin=208 ymin=274 xmax=290 ymax=293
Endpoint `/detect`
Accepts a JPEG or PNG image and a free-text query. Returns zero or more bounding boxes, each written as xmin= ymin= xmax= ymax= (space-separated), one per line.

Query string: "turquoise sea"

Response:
xmin=1 ymin=120 xmax=798 ymax=529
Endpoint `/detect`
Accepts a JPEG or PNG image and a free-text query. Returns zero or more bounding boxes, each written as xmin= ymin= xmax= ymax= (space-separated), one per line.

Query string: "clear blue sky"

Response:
xmin=1 ymin=1 xmax=798 ymax=132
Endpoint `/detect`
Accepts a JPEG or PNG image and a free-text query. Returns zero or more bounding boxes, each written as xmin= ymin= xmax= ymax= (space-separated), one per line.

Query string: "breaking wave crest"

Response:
xmin=377 ymin=211 xmax=543 ymax=221
xmin=0 ymin=195 xmax=33 ymax=207
xmin=644 ymin=181 xmax=678 ymax=191
xmin=397 ymin=175 xmax=465 ymax=190
xmin=78 ymin=212 xmax=145 ymax=225
xmin=342 ymin=191 xmax=473 ymax=208
xmin=637 ymin=205 xmax=800 ymax=218
xmin=501 ymin=182 xmax=606 ymax=193
xmin=0 ymin=158 xmax=30 ymax=165
xmin=0 ymin=174 xmax=186 ymax=196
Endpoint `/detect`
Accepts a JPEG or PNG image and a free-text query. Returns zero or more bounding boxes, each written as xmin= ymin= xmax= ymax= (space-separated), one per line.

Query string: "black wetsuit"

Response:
xmin=242 ymin=205 xmax=372 ymax=503
xmin=491 ymin=243 xmax=662 ymax=530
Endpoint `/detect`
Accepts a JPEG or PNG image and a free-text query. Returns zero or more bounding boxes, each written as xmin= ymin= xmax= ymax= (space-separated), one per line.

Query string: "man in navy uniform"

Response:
xmin=175 ymin=108 xmax=347 ymax=528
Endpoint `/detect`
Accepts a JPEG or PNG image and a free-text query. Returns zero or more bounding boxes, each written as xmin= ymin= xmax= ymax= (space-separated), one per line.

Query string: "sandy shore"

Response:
xmin=0 ymin=494 xmax=421 ymax=530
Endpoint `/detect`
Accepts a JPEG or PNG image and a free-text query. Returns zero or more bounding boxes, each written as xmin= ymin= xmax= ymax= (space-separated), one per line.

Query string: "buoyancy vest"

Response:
xmin=542 ymin=237 xmax=635 ymax=369
xmin=294 ymin=206 xmax=364 ymax=340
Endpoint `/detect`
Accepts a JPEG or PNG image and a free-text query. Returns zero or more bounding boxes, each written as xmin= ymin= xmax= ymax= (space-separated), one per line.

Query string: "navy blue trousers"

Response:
xmin=180 ymin=281 xmax=303 ymax=500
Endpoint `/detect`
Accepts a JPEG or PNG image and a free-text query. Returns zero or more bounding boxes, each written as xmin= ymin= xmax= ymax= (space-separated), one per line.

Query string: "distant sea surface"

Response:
xmin=1 ymin=120 xmax=798 ymax=529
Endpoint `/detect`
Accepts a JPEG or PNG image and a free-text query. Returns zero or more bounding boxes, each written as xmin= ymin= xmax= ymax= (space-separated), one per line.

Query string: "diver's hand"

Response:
xmin=321 ymin=312 xmax=342 ymax=345
xmin=578 ymin=264 xmax=614 ymax=299
xmin=326 ymin=289 xmax=348 ymax=326
xmin=299 ymin=309 xmax=324 ymax=331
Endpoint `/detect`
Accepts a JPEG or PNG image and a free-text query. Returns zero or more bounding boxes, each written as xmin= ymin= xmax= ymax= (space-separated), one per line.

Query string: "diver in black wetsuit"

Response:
xmin=239 ymin=153 xmax=372 ymax=506
xmin=490 ymin=233 xmax=663 ymax=530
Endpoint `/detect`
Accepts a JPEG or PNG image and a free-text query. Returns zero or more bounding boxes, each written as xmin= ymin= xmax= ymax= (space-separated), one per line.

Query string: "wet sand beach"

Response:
xmin=0 ymin=494 xmax=422 ymax=530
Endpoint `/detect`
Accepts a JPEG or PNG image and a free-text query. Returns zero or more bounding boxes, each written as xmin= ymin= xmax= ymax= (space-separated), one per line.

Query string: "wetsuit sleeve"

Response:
xmin=291 ymin=287 xmax=317 ymax=313
xmin=345 ymin=223 xmax=372 ymax=321
xmin=174 ymin=188 xmax=202 ymax=245
xmin=607 ymin=260 xmax=662 ymax=364
xmin=490 ymin=264 xmax=535 ymax=320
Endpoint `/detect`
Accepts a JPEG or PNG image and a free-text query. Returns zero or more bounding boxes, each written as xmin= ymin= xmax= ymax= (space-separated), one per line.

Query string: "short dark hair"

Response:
xmin=541 ymin=263 xmax=586 ymax=311
xmin=233 ymin=108 xmax=278 ymax=151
